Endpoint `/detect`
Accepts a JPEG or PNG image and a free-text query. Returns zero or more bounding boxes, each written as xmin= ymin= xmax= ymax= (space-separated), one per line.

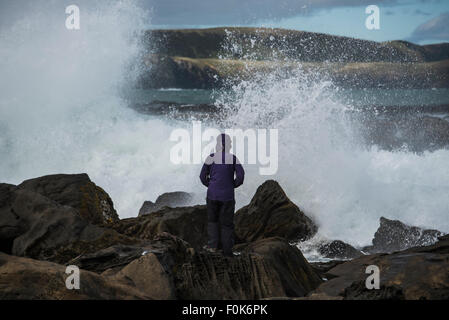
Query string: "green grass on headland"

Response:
xmin=141 ymin=55 xmax=449 ymax=89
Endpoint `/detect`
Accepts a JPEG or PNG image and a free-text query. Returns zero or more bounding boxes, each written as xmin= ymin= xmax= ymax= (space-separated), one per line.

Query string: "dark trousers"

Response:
xmin=207 ymin=198 xmax=235 ymax=256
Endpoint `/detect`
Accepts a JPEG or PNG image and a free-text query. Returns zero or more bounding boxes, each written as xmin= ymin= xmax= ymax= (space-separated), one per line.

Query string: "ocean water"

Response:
xmin=0 ymin=1 xmax=448 ymax=255
xmin=125 ymin=87 xmax=449 ymax=107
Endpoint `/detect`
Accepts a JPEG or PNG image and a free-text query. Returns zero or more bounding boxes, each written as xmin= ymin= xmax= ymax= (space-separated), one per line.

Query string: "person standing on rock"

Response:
xmin=199 ymin=133 xmax=245 ymax=257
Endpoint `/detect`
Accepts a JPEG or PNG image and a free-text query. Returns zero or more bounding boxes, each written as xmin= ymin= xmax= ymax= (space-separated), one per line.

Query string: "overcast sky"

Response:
xmin=0 ymin=0 xmax=447 ymax=44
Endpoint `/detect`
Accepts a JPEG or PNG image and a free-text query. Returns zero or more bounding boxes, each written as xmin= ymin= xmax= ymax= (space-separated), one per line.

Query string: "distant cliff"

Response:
xmin=138 ymin=27 xmax=449 ymax=89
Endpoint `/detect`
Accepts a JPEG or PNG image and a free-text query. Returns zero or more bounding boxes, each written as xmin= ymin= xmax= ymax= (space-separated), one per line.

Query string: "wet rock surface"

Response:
xmin=310 ymin=235 xmax=449 ymax=300
xmin=0 ymin=182 xmax=137 ymax=263
xmin=138 ymin=191 xmax=195 ymax=216
xmin=318 ymin=240 xmax=363 ymax=260
xmin=18 ymin=173 xmax=119 ymax=226
xmin=0 ymin=252 xmax=150 ymax=299
xmin=363 ymin=217 xmax=444 ymax=254
xmin=113 ymin=205 xmax=208 ymax=250
xmin=1 ymin=174 xmax=447 ymax=300
xmin=234 ymin=180 xmax=317 ymax=243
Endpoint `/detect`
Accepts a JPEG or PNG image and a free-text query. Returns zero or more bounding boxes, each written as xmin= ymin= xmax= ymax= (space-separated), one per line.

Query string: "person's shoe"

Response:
xmin=203 ymin=245 xmax=218 ymax=253
xmin=222 ymin=251 xmax=234 ymax=258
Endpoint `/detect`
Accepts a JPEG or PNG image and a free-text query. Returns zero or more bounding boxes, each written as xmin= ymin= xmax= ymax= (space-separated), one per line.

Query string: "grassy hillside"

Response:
xmin=140 ymin=55 xmax=449 ymax=89
xmin=138 ymin=27 xmax=449 ymax=89
xmin=144 ymin=27 xmax=449 ymax=63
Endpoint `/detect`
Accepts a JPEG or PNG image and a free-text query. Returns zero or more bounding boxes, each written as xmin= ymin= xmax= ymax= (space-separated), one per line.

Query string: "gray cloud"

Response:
xmin=409 ymin=12 xmax=449 ymax=42
xmin=145 ymin=0 xmax=400 ymax=25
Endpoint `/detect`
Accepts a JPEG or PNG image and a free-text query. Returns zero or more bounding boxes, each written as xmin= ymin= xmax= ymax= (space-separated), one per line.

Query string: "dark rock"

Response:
xmin=70 ymin=232 xmax=192 ymax=274
xmin=0 ymin=184 xmax=25 ymax=254
xmin=138 ymin=191 xmax=194 ymax=216
xmin=310 ymin=260 xmax=346 ymax=279
xmin=0 ymin=252 xmax=150 ymax=299
xmin=173 ymin=236 xmax=322 ymax=299
xmin=105 ymin=252 xmax=176 ymax=300
xmin=139 ymin=202 xmax=155 ymax=216
xmin=241 ymin=237 xmax=323 ymax=297
xmin=18 ymin=173 xmax=119 ymax=226
xmin=68 ymin=244 xmax=150 ymax=274
xmin=296 ymin=293 xmax=344 ymax=300
xmin=234 ymin=180 xmax=317 ymax=243
xmin=318 ymin=240 xmax=363 ymax=260
xmin=74 ymin=232 xmax=322 ymax=299
xmin=2 ymin=177 xmax=323 ymax=300
xmin=309 ymin=235 xmax=449 ymax=300
xmin=343 ymin=281 xmax=405 ymax=300
xmin=0 ymin=183 xmax=138 ymax=263
xmin=406 ymin=233 xmax=449 ymax=255
xmin=113 ymin=205 xmax=208 ymax=249
xmin=364 ymin=217 xmax=444 ymax=254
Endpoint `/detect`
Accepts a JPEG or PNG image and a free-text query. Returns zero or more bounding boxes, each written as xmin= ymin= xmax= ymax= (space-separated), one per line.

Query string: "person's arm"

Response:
xmin=199 ymin=157 xmax=212 ymax=187
xmin=233 ymin=156 xmax=245 ymax=188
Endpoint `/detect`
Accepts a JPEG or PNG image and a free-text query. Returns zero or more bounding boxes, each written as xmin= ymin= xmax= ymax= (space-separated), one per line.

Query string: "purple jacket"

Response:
xmin=199 ymin=152 xmax=245 ymax=201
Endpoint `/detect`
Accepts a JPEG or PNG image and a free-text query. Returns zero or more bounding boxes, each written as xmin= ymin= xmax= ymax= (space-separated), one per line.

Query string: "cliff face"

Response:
xmin=139 ymin=27 xmax=449 ymax=89
xmin=139 ymin=55 xmax=220 ymax=89
xmin=144 ymin=27 xmax=449 ymax=63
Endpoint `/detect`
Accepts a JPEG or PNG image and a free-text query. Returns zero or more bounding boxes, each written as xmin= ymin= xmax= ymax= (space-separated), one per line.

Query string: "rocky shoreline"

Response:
xmin=0 ymin=174 xmax=447 ymax=299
